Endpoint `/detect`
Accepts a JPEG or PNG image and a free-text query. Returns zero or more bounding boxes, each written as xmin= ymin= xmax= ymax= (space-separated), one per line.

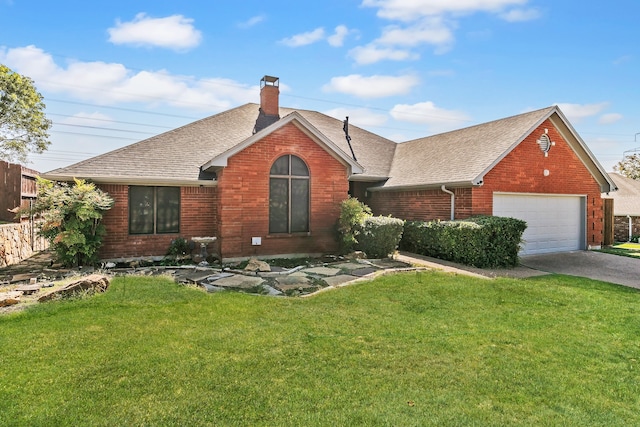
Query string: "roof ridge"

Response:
xmin=401 ymin=105 xmax=556 ymax=144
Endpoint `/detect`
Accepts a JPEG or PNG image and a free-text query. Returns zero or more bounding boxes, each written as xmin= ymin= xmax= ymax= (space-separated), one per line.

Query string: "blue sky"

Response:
xmin=1 ymin=0 xmax=638 ymax=173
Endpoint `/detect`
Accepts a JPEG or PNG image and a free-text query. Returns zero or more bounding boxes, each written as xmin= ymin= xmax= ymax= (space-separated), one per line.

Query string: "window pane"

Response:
xmin=129 ymin=186 xmax=154 ymax=234
xmin=269 ymin=178 xmax=288 ymax=233
xmin=270 ymin=156 xmax=289 ymax=175
xmin=156 ymin=187 xmax=180 ymax=233
xmin=291 ymin=179 xmax=309 ymax=232
xmin=291 ymin=156 xmax=309 ymax=176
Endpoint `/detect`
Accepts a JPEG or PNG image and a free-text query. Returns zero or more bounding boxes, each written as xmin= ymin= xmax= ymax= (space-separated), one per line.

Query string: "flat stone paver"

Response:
xmin=370 ymin=259 xmax=411 ymax=269
xmin=350 ymin=267 xmax=379 ymax=277
xmin=214 ymin=275 xmax=265 ymax=289
xmin=323 ymin=275 xmax=358 ymax=287
xmin=302 ymin=266 xmax=342 ymax=276
xmin=331 ymin=262 xmax=366 ymax=271
xmin=276 ymin=276 xmax=311 ymax=287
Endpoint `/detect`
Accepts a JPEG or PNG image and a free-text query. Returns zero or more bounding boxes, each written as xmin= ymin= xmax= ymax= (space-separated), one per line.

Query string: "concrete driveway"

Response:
xmin=520 ymin=251 xmax=640 ymax=289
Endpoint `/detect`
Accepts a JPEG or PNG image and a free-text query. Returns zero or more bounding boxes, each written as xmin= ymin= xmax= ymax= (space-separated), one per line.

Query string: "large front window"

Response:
xmin=129 ymin=186 xmax=180 ymax=234
xmin=269 ymin=155 xmax=309 ymax=233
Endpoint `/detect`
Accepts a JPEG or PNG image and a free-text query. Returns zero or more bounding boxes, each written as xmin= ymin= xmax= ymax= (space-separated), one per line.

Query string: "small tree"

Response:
xmin=0 ymin=65 xmax=52 ymax=163
xmin=614 ymin=153 xmax=640 ymax=180
xmin=31 ymin=177 xmax=114 ymax=267
xmin=336 ymin=196 xmax=372 ymax=254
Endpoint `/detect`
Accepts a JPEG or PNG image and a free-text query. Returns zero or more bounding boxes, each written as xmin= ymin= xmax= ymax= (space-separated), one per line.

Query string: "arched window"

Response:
xmin=269 ymin=155 xmax=309 ymax=233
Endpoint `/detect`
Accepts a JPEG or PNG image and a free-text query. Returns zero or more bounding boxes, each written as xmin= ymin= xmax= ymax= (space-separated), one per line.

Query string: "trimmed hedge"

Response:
xmin=400 ymin=216 xmax=527 ymax=268
xmin=357 ymin=216 xmax=405 ymax=259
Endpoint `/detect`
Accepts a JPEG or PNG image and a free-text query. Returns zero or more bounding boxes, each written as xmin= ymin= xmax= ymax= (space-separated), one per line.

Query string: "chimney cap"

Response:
xmin=261 ymin=75 xmax=279 ymax=88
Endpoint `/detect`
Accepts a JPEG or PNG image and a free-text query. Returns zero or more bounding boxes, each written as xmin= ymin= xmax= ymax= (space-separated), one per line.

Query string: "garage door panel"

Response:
xmin=493 ymin=194 xmax=584 ymax=255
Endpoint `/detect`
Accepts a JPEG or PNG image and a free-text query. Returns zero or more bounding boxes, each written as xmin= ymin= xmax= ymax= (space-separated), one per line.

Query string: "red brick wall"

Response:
xmin=362 ymin=119 xmax=604 ymax=248
xmin=367 ymin=187 xmax=473 ymax=220
xmin=98 ymin=184 xmax=217 ymax=259
xmin=473 ymin=119 xmax=604 ymax=247
xmin=217 ymin=122 xmax=349 ymax=258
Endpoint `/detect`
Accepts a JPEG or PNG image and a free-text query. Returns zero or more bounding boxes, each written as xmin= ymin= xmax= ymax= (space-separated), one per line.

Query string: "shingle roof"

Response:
xmin=44 ymin=103 xmax=615 ymax=193
xmin=45 ymin=103 xmax=395 ymax=184
xmin=604 ymin=173 xmax=640 ymax=216
xmin=384 ymin=106 xmax=556 ymax=189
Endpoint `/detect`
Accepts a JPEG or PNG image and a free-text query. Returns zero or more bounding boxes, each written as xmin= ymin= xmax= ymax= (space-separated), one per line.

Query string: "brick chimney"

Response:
xmin=260 ymin=75 xmax=279 ymax=117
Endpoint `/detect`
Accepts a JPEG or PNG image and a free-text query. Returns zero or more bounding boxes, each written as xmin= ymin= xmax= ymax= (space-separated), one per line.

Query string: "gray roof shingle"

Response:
xmin=44 ymin=103 xmax=614 ymax=193
xmin=45 ymin=103 xmax=396 ymax=183
xmin=384 ymin=106 xmax=556 ymax=189
xmin=604 ymin=173 xmax=640 ymax=216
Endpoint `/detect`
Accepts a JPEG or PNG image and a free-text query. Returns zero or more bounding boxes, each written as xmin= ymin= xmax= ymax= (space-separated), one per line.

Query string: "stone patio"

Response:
xmin=0 ymin=251 xmax=429 ymax=311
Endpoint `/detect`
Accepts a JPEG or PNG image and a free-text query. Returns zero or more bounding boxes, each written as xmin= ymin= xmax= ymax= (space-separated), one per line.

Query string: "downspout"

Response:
xmin=441 ymin=185 xmax=455 ymax=221
xmin=628 ymin=215 xmax=633 ymax=242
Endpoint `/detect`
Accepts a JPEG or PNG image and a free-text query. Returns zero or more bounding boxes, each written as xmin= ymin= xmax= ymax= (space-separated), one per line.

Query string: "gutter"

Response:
xmin=628 ymin=215 xmax=633 ymax=242
xmin=441 ymin=185 xmax=455 ymax=220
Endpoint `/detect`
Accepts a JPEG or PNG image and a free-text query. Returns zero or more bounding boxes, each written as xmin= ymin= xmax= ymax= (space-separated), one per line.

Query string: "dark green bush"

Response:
xmin=400 ymin=216 xmax=526 ymax=268
xmin=357 ymin=216 xmax=405 ymax=259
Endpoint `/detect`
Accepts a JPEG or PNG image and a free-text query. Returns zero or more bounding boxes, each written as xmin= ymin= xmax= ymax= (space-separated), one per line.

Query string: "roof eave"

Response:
xmin=41 ymin=173 xmax=218 ymax=187
xmin=549 ymin=108 xmax=617 ymax=193
xmin=368 ymin=180 xmax=477 ymax=192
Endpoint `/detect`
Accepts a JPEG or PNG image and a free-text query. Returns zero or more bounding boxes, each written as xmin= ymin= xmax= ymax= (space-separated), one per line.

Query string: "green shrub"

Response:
xmin=357 ymin=216 xmax=405 ymax=259
xmin=31 ymin=177 xmax=114 ymax=267
xmin=167 ymin=237 xmax=191 ymax=257
xmin=336 ymin=197 xmax=372 ymax=254
xmin=400 ymin=216 xmax=526 ymax=268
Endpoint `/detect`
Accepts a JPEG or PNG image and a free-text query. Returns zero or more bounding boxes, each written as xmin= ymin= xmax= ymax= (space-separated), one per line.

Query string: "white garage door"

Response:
xmin=493 ymin=193 xmax=585 ymax=255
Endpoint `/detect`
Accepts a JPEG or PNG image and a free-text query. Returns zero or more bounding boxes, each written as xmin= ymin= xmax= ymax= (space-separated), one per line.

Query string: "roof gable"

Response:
xmin=379 ymin=106 xmax=615 ymax=193
xmin=201 ymin=111 xmax=363 ymax=174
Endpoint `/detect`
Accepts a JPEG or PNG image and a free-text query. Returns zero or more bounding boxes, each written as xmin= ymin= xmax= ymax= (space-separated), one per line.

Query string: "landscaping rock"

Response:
xmin=350 ymin=267 xmax=379 ymax=277
xmin=14 ymin=283 xmax=42 ymax=295
xmin=38 ymin=274 xmax=110 ymax=302
xmin=214 ymin=275 xmax=265 ymax=290
xmin=0 ymin=291 xmax=23 ymax=307
xmin=244 ymin=258 xmax=271 ymax=272
xmin=302 ymin=266 xmax=342 ymax=276
xmin=323 ymin=275 xmax=358 ymax=287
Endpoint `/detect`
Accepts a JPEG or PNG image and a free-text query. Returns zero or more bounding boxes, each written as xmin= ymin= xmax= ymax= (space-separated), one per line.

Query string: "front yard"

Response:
xmin=1 ymin=272 xmax=639 ymax=426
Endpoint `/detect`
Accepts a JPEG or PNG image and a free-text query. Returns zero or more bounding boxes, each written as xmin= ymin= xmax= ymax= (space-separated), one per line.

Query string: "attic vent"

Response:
xmin=537 ymin=134 xmax=552 ymax=154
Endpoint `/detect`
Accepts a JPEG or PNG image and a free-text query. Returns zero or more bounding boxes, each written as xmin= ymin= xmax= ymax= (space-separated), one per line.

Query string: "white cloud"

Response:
xmin=323 ymin=107 xmax=388 ymax=128
xmin=349 ymin=45 xmax=419 ymax=65
xmin=238 ymin=15 xmax=265 ymax=29
xmin=354 ymin=0 xmax=538 ymax=63
xmin=555 ymin=102 xmax=609 ymax=122
xmin=327 ymin=25 xmax=350 ymax=47
xmin=390 ymin=101 xmax=471 ymax=132
xmin=499 ymin=7 xmax=541 ymax=22
xmin=323 ymin=74 xmax=420 ymax=98
xmin=361 ymin=0 xmax=530 ymax=21
xmin=108 ymin=13 xmax=202 ymax=50
xmin=378 ymin=20 xmax=454 ymax=46
xmin=279 ymin=27 xmax=325 ymax=47
xmin=599 ymin=113 xmax=623 ymax=125
xmin=0 ymin=45 xmax=257 ymax=111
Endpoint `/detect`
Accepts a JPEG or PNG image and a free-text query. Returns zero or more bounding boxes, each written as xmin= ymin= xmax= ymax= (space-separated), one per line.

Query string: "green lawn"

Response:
xmin=599 ymin=242 xmax=640 ymax=258
xmin=1 ymin=272 xmax=640 ymax=426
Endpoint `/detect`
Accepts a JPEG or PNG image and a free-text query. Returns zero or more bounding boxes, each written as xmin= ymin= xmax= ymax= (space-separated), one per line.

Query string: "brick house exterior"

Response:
xmin=44 ymin=76 xmax=615 ymax=261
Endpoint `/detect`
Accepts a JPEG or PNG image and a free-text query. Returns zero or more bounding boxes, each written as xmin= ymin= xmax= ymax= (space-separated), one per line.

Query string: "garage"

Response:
xmin=493 ymin=193 xmax=585 ymax=255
